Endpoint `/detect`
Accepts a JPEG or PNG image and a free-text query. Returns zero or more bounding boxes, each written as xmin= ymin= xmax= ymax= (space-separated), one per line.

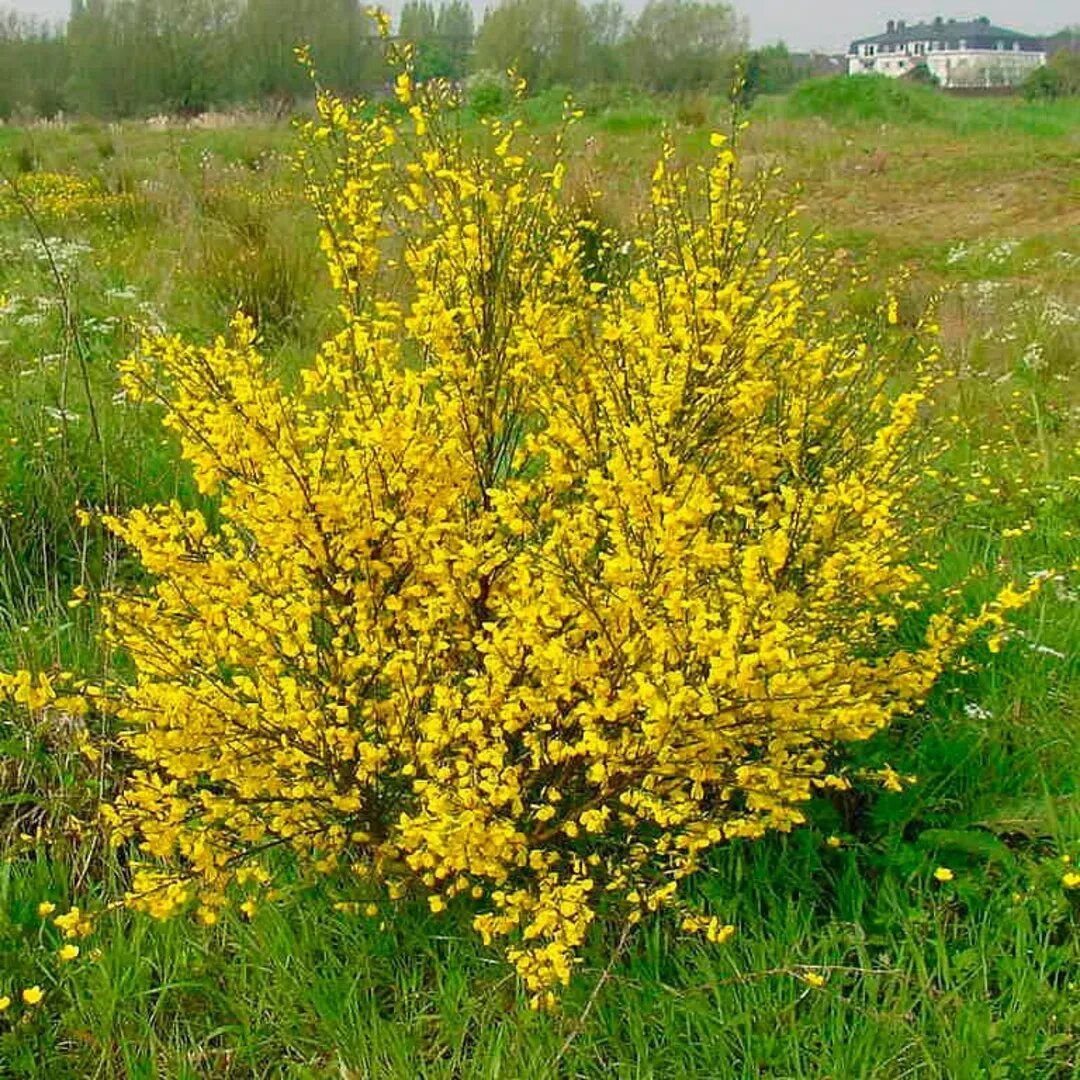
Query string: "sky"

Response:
xmin=5 ymin=0 xmax=1072 ymax=54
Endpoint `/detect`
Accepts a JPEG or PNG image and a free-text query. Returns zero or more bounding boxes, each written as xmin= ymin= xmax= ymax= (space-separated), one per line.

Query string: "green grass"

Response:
xmin=1 ymin=89 xmax=1079 ymax=1077
xmin=784 ymin=74 xmax=1080 ymax=138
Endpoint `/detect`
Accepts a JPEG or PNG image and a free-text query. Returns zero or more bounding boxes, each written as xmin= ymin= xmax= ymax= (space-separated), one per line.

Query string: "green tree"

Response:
xmin=1024 ymin=50 xmax=1080 ymax=100
xmin=585 ymin=0 xmax=627 ymax=83
xmin=400 ymin=0 xmax=442 ymax=80
xmin=0 ymin=13 xmax=69 ymax=120
xmin=402 ymin=0 xmax=476 ymax=82
xmin=237 ymin=0 xmax=382 ymax=105
xmin=742 ymin=42 xmax=802 ymax=102
xmin=400 ymin=0 xmax=436 ymax=42
xmin=474 ymin=0 xmax=590 ymax=89
xmin=435 ymin=0 xmax=474 ymax=80
xmin=66 ymin=0 xmax=121 ymax=115
xmin=630 ymin=0 xmax=746 ymax=93
xmin=156 ymin=0 xmax=241 ymax=115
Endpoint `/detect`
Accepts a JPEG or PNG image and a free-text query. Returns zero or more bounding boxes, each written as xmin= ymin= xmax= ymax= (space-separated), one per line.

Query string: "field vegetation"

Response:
xmin=0 ymin=67 xmax=1077 ymax=1079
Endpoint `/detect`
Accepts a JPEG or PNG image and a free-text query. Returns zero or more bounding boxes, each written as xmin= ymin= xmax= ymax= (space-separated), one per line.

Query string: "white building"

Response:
xmin=848 ymin=16 xmax=1046 ymax=88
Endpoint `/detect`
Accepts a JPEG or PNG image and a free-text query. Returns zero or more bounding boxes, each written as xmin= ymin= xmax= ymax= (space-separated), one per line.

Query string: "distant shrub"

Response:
xmin=739 ymin=42 xmax=806 ymax=105
xmin=520 ymin=84 xmax=576 ymax=125
xmin=1024 ymin=66 xmax=1066 ymax=100
xmin=1024 ymin=54 xmax=1080 ymax=101
xmin=465 ymin=69 xmax=511 ymax=116
xmin=787 ymin=74 xmax=944 ymax=124
xmin=674 ymin=91 xmax=710 ymax=128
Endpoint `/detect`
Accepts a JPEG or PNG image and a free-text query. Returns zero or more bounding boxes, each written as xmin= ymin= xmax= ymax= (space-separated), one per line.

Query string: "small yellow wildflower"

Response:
xmin=709 ymin=923 xmax=736 ymax=945
xmin=803 ymin=971 xmax=826 ymax=988
xmin=933 ymin=867 xmax=954 ymax=883
xmin=0 ymin=996 xmax=10 ymax=1012
xmin=58 ymin=944 xmax=79 ymax=962
xmin=54 ymin=906 xmax=92 ymax=939
xmin=428 ymin=895 xmax=446 ymax=913
xmin=681 ymin=914 xmax=735 ymax=944
xmin=1062 ymin=872 xmax=1080 ymax=890
xmin=22 ymin=986 xmax=44 ymax=1006
xmin=37 ymin=901 xmax=56 ymax=918
xmin=826 ymin=836 xmax=842 ymax=849
xmin=878 ymin=765 xmax=906 ymax=793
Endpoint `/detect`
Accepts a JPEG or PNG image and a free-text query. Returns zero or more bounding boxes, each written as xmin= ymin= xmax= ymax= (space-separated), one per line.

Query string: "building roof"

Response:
xmin=850 ymin=17 xmax=1044 ymax=53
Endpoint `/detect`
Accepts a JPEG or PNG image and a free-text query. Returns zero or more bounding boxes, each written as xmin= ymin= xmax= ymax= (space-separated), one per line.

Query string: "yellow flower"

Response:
xmin=58 ymin=944 xmax=80 ymax=962
xmin=933 ymin=867 xmax=954 ymax=883
xmin=803 ymin=971 xmax=826 ymax=988
xmin=0 ymin=996 xmax=10 ymax=1012
xmin=53 ymin=906 xmax=92 ymax=939
xmin=709 ymin=923 xmax=736 ymax=945
xmin=1062 ymin=872 xmax=1080 ymax=890
xmin=826 ymin=836 xmax=842 ymax=849
xmin=22 ymin=986 xmax=44 ymax=1006
xmin=681 ymin=915 xmax=735 ymax=944
xmin=37 ymin=901 xmax=56 ymax=918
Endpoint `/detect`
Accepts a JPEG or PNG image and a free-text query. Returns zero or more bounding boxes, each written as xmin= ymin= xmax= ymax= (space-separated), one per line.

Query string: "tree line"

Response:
xmin=7 ymin=1 xmax=394 ymax=120
xmin=0 ymin=0 xmax=811 ymax=120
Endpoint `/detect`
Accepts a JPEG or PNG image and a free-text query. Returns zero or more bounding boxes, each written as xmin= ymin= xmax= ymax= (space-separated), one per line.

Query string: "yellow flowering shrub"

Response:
xmin=22 ymin=72 xmax=1027 ymax=1003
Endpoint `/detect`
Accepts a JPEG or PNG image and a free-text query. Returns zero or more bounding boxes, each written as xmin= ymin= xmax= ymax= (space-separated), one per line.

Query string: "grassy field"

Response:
xmin=0 ymin=82 xmax=1079 ymax=1077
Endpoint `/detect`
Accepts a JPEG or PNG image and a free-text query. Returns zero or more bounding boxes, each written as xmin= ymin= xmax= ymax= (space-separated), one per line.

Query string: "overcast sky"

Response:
xmin=6 ymin=0 xmax=1072 ymax=54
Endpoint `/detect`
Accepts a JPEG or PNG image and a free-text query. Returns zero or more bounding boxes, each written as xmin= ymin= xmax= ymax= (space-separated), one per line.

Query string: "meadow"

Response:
xmin=0 ymin=78 xmax=1079 ymax=1078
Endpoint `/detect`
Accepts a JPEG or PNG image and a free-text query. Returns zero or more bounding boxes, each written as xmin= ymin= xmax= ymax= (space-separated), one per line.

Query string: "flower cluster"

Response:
xmin=25 ymin=68 xmax=1030 ymax=1003
xmin=0 ymin=171 xmax=137 ymax=223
